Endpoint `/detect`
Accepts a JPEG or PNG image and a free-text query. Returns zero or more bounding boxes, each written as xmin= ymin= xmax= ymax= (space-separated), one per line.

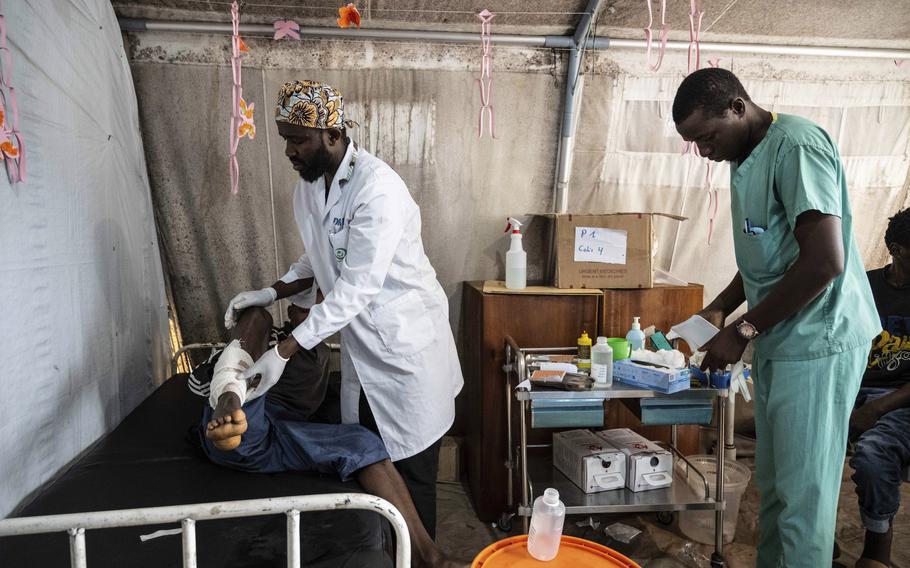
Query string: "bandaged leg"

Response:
xmin=205 ymin=306 xmax=273 ymax=451
xmin=205 ymin=339 xmax=254 ymax=450
xmin=208 ymin=339 xmax=254 ymax=408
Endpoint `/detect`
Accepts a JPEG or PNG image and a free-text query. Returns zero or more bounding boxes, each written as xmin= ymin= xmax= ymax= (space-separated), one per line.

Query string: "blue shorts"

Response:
xmin=201 ymin=396 xmax=389 ymax=482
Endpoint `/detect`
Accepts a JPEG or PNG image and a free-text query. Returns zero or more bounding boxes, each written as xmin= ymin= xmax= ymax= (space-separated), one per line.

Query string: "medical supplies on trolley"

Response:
xmin=595 ymin=428 xmax=672 ymax=492
xmin=552 ymin=429 xmax=626 ymax=493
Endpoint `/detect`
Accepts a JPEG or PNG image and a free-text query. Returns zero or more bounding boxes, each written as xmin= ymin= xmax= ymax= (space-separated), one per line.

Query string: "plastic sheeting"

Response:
xmin=571 ymin=67 xmax=910 ymax=304
xmin=0 ymin=0 xmax=169 ymax=517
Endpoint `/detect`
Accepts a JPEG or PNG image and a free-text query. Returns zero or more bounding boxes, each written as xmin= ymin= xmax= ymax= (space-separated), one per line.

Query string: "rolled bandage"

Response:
xmin=209 ymin=339 xmax=254 ymax=408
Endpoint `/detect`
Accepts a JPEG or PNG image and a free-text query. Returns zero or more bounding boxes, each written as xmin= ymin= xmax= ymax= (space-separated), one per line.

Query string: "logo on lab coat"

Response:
xmin=335 ymin=248 xmax=347 ymax=261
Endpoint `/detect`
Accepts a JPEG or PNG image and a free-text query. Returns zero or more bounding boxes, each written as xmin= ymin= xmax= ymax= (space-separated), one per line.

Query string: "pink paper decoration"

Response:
xmin=476 ymin=9 xmax=496 ymax=139
xmin=643 ymin=0 xmax=669 ymax=71
xmin=273 ymin=20 xmax=300 ymax=40
xmin=228 ymin=1 xmax=254 ymax=195
xmin=687 ymin=0 xmax=704 ymax=74
xmin=0 ymin=0 xmax=24 ymax=183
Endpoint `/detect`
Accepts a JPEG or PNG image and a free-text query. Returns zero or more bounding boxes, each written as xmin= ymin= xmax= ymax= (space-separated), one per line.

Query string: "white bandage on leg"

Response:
xmin=208 ymin=339 xmax=254 ymax=408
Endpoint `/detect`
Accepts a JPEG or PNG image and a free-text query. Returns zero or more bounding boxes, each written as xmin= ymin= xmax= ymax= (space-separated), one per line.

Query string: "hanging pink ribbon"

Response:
xmin=687 ymin=0 xmax=704 ymax=75
xmin=0 ymin=3 xmax=25 ymax=184
xmin=228 ymin=1 xmax=249 ymax=195
xmin=643 ymin=0 xmax=669 ymax=71
xmin=476 ymin=9 xmax=496 ymax=139
xmin=704 ymin=161 xmax=718 ymax=244
xmin=273 ymin=20 xmax=300 ymax=40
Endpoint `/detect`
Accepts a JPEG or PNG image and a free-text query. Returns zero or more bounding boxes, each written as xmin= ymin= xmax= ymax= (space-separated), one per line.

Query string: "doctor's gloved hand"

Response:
xmin=239 ymin=346 xmax=289 ymax=400
xmin=224 ymin=287 xmax=278 ymax=329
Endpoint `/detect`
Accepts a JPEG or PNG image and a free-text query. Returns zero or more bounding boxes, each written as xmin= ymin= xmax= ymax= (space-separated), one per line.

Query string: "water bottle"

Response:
xmin=527 ymin=488 xmax=565 ymax=561
xmin=591 ymin=336 xmax=613 ymax=386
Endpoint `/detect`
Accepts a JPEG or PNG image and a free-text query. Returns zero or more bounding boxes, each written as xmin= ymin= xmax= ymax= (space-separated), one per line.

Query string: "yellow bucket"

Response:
xmin=472 ymin=535 xmax=640 ymax=567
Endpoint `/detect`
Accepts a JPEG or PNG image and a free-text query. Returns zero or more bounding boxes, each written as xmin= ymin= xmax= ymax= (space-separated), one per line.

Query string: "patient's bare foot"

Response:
xmin=206 ymin=392 xmax=247 ymax=450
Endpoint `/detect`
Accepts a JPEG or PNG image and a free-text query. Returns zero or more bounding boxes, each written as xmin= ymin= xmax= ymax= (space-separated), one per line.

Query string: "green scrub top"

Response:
xmin=729 ymin=113 xmax=880 ymax=360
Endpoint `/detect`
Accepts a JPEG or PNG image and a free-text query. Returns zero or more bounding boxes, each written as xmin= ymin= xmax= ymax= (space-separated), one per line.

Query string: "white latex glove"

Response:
xmin=224 ymin=287 xmax=278 ymax=329
xmin=239 ymin=346 xmax=289 ymax=400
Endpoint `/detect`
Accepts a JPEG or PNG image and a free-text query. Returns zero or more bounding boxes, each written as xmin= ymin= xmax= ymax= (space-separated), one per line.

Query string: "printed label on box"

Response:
xmin=574 ymin=227 xmax=628 ymax=264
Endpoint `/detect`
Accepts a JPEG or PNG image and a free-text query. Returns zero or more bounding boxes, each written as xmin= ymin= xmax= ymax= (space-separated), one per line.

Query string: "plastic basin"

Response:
xmin=471 ymin=535 xmax=640 ymax=567
xmin=676 ymin=455 xmax=751 ymax=544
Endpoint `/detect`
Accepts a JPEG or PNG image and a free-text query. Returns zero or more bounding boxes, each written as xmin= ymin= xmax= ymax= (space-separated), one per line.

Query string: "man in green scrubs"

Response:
xmin=673 ymin=68 xmax=880 ymax=567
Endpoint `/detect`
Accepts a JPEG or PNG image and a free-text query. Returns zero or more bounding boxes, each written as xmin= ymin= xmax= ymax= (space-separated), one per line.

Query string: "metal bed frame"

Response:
xmin=0 ymin=493 xmax=410 ymax=568
xmin=502 ymin=335 xmax=730 ymax=567
xmin=0 ymin=342 xmax=409 ymax=568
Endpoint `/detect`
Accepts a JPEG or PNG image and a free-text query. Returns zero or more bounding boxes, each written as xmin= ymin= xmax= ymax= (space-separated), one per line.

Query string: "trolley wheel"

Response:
xmin=656 ymin=511 xmax=674 ymax=525
xmin=710 ymin=551 xmax=726 ymax=567
xmin=496 ymin=512 xmax=514 ymax=532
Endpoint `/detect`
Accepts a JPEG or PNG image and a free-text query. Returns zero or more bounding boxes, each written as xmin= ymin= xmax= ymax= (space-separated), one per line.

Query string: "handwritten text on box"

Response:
xmin=574 ymin=227 xmax=627 ymax=264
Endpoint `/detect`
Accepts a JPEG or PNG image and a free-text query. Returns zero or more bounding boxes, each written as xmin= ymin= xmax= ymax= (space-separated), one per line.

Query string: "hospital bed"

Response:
xmin=0 ymin=348 xmax=398 ymax=567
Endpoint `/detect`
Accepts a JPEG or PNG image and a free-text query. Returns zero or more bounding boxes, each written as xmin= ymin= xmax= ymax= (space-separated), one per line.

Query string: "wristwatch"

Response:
xmin=735 ymin=319 xmax=760 ymax=341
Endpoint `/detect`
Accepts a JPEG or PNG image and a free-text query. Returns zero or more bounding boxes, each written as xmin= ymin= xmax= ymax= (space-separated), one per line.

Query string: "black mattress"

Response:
xmin=0 ymin=374 xmax=392 ymax=567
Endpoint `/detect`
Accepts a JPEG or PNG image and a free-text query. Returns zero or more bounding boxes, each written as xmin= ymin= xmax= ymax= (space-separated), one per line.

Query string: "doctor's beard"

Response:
xmin=297 ymin=141 xmax=334 ymax=183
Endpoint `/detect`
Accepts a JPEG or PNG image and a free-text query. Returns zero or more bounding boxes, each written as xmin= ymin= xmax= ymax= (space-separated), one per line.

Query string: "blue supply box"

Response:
xmin=613 ymin=359 xmax=691 ymax=394
xmin=689 ymin=366 xmax=750 ymax=389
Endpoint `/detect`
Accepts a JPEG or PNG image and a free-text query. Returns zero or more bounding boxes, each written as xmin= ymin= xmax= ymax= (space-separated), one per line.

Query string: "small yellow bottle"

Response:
xmin=577 ymin=331 xmax=592 ymax=370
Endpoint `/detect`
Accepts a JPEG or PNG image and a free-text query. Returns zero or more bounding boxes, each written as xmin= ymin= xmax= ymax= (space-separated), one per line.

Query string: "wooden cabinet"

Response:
xmin=600 ymin=284 xmax=705 ymax=344
xmin=459 ymin=282 xmax=706 ymax=522
xmin=461 ymin=282 xmax=600 ymax=522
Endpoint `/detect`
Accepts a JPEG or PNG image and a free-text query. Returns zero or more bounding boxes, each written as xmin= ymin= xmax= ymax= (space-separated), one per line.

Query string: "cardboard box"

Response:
xmin=613 ymin=359 xmax=691 ymax=394
xmin=595 ymin=428 xmax=673 ymax=492
xmin=437 ymin=436 xmax=462 ymax=482
xmin=552 ymin=430 xmax=626 ymax=493
xmin=548 ymin=213 xmax=686 ymax=289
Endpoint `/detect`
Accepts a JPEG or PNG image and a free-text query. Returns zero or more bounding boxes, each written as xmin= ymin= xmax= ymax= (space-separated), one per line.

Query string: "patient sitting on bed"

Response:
xmin=199 ymin=306 xmax=462 ymax=568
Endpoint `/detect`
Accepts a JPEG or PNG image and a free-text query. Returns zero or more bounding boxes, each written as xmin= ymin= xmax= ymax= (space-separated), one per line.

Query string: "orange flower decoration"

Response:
xmin=237 ymin=98 xmax=256 ymax=140
xmin=0 ymin=110 xmax=19 ymax=159
xmin=337 ymin=3 xmax=361 ymax=28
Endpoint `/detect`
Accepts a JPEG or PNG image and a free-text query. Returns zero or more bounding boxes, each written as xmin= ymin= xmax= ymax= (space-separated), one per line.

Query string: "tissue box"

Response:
xmin=552 ymin=430 xmax=625 ymax=493
xmin=613 ymin=359 xmax=690 ymax=394
xmin=595 ymin=428 xmax=673 ymax=492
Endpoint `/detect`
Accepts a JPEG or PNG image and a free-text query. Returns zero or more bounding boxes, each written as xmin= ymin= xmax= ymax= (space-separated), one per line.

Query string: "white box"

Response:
xmin=552 ymin=429 xmax=626 ymax=493
xmin=594 ymin=428 xmax=673 ymax=492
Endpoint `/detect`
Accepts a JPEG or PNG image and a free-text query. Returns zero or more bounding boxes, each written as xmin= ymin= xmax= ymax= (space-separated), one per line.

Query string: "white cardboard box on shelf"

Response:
xmin=594 ymin=428 xmax=673 ymax=492
xmin=552 ymin=429 xmax=626 ymax=493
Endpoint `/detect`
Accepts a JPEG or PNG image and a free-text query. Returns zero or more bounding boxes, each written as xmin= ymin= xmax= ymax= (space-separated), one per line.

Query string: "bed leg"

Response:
xmin=181 ymin=518 xmax=197 ymax=568
xmin=68 ymin=527 xmax=86 ymax=568
xmin=286 ymin=509 xmax=301 ymax=568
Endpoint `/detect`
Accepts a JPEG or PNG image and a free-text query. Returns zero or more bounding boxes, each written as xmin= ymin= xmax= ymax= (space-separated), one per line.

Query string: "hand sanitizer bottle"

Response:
xmin=626 ymin=316 xmax=645 ymax=351
xmin=527 ymin=488 xmax=565 ymax=561
xmin=504 ymin=217 xmax=527 ymax=290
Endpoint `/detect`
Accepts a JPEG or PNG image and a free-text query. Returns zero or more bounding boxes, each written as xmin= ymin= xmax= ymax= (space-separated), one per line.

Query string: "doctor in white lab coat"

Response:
xmin=223 ymin=80 xmax=463 ymax=537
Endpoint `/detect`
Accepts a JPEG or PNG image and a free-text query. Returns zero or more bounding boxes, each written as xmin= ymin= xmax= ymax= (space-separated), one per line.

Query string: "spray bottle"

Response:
xmin=504 ymin=217 xmax=527 ymax=290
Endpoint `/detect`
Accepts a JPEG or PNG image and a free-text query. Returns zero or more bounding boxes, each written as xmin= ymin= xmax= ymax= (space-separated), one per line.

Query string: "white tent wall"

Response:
xmin=573 ymin=49 xmax=910 ymax=306
xmin=0 ymin=0 xmax=170 ymax=517
xmin=127 ymin=30 xmax=910 ymax=348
